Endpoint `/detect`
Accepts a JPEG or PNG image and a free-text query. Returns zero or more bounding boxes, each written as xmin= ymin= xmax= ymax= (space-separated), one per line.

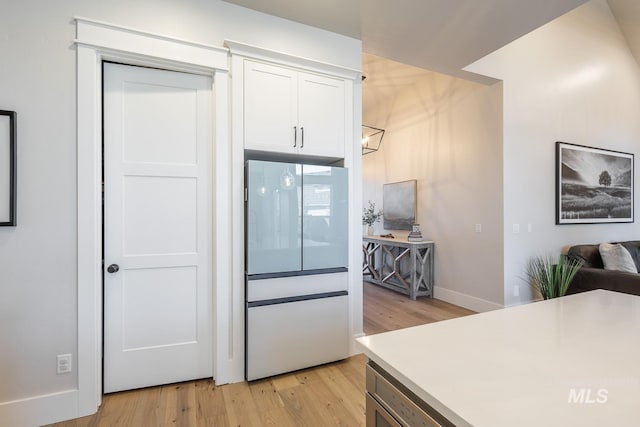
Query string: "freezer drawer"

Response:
xmin=246 ymin=293 xmax=349 ymax=381
xmin=247 ymin=272 xmax=347 ymax=302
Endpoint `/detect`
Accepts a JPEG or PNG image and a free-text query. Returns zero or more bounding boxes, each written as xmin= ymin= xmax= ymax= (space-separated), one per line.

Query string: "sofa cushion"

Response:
xmin=619 ymin=241 xmax=640 ymax=272
xmin=599 ymin=243 xmax=638 ymax=273
xmin=568 ymin=244 xmax=603 ymax=269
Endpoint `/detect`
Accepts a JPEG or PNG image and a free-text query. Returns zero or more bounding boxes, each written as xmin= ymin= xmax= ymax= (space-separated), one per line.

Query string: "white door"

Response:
xmin=298 ymin=72 xmax=345 ymax=158
xmin=103 ymin=63 xmax=213 ymax=393
xmin=244 ymin=60 xmax=298 ymax=153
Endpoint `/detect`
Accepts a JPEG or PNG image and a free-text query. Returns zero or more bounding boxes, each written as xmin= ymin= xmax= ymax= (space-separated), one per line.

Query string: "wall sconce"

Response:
xmin=362 ymin=125 xmax=385 ymax=155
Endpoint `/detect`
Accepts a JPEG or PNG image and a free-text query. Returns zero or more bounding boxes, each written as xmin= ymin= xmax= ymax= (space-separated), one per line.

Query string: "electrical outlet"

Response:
xmin=513 ymin=285 xmax=520 ymax=297
xmin=57 ymin=354 xmax=72 ymax=374
xmin=475 ymin=223 xmax=482 ymax=233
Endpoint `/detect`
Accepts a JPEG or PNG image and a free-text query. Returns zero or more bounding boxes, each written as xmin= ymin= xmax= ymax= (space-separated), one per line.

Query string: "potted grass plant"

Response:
xmin=362 ymin=201 xmax=383 ymax=236
xmin=526 ymin=254 xmax=584 ymax=300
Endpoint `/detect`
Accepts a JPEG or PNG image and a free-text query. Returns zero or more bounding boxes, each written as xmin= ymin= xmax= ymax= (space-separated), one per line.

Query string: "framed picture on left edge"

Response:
xmin=556 ymin=141 xmax=634 ymax=225
xmin=0 ymin=110 xmax=16 ymax=226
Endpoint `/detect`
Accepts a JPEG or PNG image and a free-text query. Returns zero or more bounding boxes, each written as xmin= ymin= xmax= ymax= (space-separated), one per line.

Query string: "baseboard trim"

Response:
xmin=0 ymin=389 xmax=79 ymax=427
xmin=434 ymin=286 xmax=503 ymax=312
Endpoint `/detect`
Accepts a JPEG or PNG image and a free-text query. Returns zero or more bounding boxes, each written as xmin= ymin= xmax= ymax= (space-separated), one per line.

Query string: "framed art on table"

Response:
xmin=556 ymin=141 xmax=633 ymax=224
xmin=383 ymin=179 xmax=417 ymax=230
xmin=0 ymin=110 xmax=16 ymax=226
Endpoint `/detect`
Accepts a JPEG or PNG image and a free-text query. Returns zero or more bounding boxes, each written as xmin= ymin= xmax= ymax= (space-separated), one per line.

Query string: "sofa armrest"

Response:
xmin=567 ymin=266 xmax=640 ymax=296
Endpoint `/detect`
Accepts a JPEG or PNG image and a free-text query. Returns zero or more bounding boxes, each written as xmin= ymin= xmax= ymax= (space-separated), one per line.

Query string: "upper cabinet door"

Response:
xmin=298 ymin=73 xmax=345 ymax=159
xmin=244 ymin=61 xmax=298 ymax=154
xmin=243 ymin=60 xmax=346 ymax=159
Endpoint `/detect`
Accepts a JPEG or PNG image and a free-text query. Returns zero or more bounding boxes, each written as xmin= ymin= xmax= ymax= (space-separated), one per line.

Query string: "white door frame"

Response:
xmin=75 ymin=17 xmax=233 ymax=417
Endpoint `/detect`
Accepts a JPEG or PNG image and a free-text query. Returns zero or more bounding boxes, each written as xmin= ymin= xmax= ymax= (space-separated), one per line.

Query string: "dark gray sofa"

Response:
xmin=566 ymin=241 xmax=640 ymax=296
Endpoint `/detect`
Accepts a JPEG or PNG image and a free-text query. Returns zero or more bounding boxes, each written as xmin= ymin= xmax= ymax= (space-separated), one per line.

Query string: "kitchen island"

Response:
xmin=356 ymin=290 xmax=640 ymax=426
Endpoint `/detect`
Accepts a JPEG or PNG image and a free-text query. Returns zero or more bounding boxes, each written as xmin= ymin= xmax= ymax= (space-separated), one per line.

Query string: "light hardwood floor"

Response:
xmin=47 ymin=284 xmax=474 ymax=427
xmin=363 ymin=282 xmax=475 ymax=335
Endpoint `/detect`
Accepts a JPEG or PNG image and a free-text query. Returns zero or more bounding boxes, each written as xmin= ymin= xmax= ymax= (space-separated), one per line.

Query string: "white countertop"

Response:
xmin=356 ymin=290 xmax=640 ymax=426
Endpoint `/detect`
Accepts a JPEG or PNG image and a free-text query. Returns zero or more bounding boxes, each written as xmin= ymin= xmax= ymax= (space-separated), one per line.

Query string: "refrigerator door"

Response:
xmin=302 ymin=165 xmax=348 ymax=270
xmin=246 ymin=160 xmax=302 ymax=275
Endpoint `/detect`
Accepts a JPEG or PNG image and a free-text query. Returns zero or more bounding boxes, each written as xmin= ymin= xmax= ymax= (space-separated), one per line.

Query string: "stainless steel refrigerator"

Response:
xmin=245 ymin=160 xmax=349 ymax=380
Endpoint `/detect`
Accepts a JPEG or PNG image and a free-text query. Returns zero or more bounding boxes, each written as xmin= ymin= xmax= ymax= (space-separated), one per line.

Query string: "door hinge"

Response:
xmin=244 ymin=187 xmax=248 ymax=202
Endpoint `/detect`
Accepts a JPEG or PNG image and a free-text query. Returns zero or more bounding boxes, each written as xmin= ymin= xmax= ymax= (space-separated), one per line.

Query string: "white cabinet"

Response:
xmin=297 ymin=72 xmax=345 ymax=157
xmin=244 ymin=61 xmax=298 ymax=154
xmin=244 ymin=60 xmax=345 ymax=158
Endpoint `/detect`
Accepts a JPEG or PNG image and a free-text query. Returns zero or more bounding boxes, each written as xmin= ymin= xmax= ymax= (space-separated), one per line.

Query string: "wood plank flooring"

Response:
xmin=363 ymin=282 xmax=475 ymax=335
xmin=47 ymin=284 xmax=474 ymax=427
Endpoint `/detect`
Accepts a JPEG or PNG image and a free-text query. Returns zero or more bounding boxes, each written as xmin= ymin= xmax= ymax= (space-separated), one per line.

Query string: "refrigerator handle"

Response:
xmin=293 ymin=126 xmax=297 ymax=148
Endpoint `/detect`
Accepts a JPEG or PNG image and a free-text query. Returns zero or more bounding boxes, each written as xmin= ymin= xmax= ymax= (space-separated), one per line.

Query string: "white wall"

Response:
xmin=466 ymin=0 xmax=640 ymax=306
xmin=0 ymin=0 xmax=360 ymax=423
xmin=362 ymin=54 xmax=504 ymax=311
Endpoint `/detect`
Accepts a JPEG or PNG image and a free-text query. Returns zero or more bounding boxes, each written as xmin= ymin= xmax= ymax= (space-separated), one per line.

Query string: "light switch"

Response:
xmin=475 ymin=224 xmax=482 ymax=233
xmin=512 ymin=224 xmax=520 ymax=234
xmin=527 ymin=223 xmax=533 ymax=233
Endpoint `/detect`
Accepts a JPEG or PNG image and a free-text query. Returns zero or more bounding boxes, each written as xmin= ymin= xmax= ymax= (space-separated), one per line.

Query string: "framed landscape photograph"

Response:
xmin=556 ymin=141 xmax=633 ymax=224
xmin=0 ymin=110 xmax=16 ymax=226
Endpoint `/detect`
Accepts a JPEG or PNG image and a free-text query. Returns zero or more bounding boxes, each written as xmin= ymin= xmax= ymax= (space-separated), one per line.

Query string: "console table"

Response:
xmin=362 ymin=236 xmax=434 ymax=300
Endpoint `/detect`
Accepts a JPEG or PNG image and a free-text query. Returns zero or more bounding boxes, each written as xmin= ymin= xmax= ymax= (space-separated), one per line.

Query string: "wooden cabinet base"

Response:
xmin=366 ymin=361 xmax=454 ymax=427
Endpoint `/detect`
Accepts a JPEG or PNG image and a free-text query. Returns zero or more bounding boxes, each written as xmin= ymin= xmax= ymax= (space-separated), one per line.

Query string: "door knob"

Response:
xmin=107 ymin=264 xmax=120 ymax=274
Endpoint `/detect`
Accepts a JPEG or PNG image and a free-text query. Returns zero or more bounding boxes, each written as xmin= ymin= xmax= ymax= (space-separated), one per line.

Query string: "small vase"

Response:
xmin=367 ymin=225 xmax=373 ymax=236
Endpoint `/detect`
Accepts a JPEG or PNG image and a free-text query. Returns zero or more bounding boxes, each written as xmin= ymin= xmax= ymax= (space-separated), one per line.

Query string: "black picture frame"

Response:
xmin=0 ymin=110 xmax=16 ymax=226
xmin=556 ymin=141 xmax=634 ymax=225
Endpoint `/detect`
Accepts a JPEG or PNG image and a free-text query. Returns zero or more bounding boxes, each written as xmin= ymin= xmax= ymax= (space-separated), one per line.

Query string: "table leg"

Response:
xmin=410 ymin=246 xmax=417 ymax=300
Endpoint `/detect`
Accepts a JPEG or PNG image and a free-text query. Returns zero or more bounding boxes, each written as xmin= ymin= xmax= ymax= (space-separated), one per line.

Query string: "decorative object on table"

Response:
xmin=0 ymin=110 xmax=16 ymax=226
xmin=526 ymin=254 xmax=584 ymax=299
xmin=362 ymin=125 xmax=385 ymax=155
xmin=362 ymin=200 xmax=383 ymax=235
xmin=380 ymin=233 xmax=394 ymax=238
xmin=407 ymin=223 xmax=423 ymax=242
xmin=556 ymin=141 xmax=633 ymax=224
xmin=383 ymin=179 xmax=416 ymax=230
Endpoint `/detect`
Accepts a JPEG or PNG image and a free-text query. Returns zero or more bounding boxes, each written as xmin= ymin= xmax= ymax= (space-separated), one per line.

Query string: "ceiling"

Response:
xmin=223 ymin=0 xmax=640 ymax=84
xmin=608 ymin=0 xmax=640 ymax=65
xmin=223 ymin=0 xmax=593 ymax=83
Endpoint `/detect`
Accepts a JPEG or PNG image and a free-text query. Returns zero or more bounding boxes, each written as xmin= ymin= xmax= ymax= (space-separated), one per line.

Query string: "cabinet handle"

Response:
xmin=293 ymin=126 xmax=297 ymax=148
xmin=301 ymin=127 xmax=304 ymax=148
